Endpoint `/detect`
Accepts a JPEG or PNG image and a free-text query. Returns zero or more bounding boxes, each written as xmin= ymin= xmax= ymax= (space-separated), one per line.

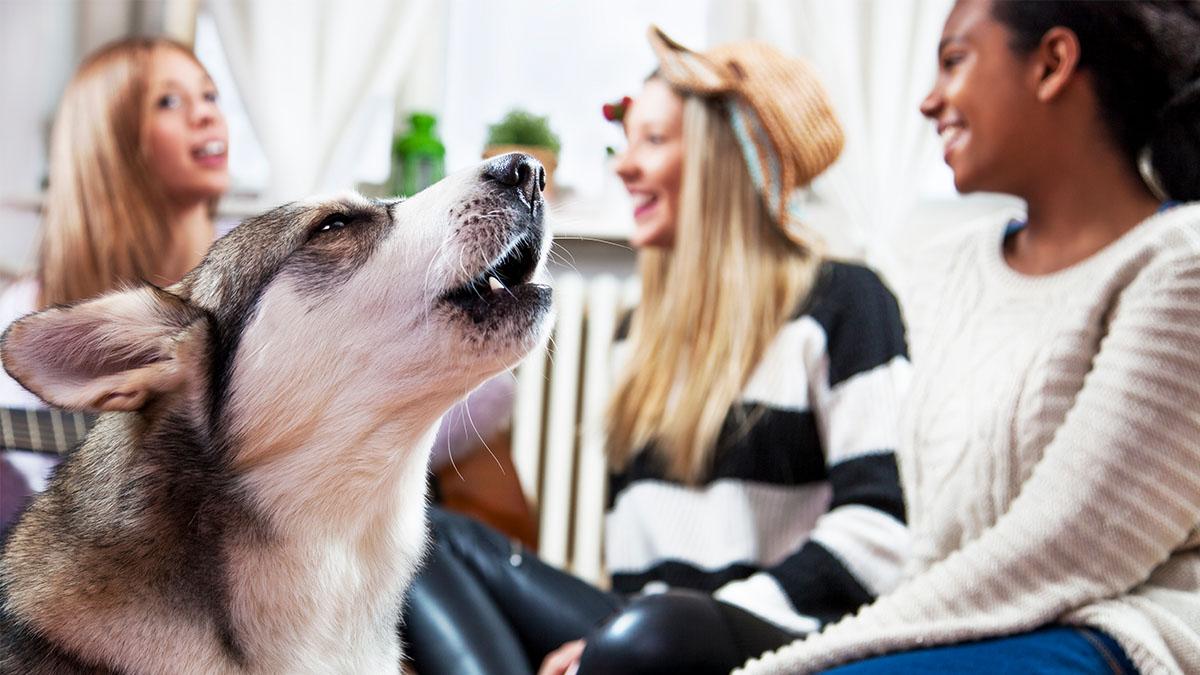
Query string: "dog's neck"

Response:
xmin=224 ymin=380 xmax=460 ymax=527
xmin=221 ymin=417 xmax=440 ymax=672
xmin=236 ymin=413 xmax=439 ymax=537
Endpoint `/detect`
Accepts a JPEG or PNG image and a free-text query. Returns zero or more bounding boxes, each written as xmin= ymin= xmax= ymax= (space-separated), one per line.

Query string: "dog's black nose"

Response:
xmin=483 ymin=152 xmax=545 ymax=205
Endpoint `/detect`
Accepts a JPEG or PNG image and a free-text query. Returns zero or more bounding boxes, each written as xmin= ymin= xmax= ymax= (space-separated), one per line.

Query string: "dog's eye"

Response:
xmin=311 ymin=213 xmax=352 ymax=239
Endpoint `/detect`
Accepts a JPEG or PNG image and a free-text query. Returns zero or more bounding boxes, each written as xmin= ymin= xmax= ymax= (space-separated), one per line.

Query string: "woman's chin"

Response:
xmin=951 ymin=170 xmax=979 ymax=195
xmin=171 ymin=179 xmax=230 ymax=205
xmin=631 ymin=218 xmax=676 ymax=249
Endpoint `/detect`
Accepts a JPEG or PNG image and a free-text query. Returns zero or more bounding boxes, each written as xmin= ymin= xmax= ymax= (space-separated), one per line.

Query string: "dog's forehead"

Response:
xmin=179 ymin=195 xmax=388 ymax=313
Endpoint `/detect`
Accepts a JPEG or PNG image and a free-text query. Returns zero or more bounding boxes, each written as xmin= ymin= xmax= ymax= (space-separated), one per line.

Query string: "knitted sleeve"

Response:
xmin=737 ymin=246 xmax=1200 ymax=674
xmin=715 ymin=263 xmax=912 ymax=633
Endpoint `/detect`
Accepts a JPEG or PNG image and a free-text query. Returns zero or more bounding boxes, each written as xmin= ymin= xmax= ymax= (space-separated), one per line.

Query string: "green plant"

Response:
xmin=486 ymin=109 xmax=561 ymax=153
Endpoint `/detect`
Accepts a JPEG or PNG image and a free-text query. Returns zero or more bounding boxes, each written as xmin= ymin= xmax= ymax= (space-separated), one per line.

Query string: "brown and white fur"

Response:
xmin=0 ymin=153 xmax=552 ymax=674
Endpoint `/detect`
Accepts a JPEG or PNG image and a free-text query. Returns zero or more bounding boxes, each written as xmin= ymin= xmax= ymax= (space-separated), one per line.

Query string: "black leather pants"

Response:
xmin=402 ymin=507 xmax=797 ymax=675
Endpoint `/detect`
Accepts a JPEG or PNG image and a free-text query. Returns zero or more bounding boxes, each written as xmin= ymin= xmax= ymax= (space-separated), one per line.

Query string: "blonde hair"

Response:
xmin=606 ymin=92 xmax=823 ymax=483
xmin=38 ymin=37 xmax=206 ymax=308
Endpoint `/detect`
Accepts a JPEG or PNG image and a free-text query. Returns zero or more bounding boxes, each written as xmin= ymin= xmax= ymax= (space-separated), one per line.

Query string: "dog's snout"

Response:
xmin=483 ymin=152 xmax=545 ymax=205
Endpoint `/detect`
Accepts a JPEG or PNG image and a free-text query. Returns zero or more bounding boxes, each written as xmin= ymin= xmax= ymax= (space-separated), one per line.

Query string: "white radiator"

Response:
xmin=511 ymin=273 xmax=639 ymax=586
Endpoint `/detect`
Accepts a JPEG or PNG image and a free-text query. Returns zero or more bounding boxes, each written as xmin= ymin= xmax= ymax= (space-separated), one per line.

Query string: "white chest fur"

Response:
xmin=228 ymin=428 xmax=435 ymax=674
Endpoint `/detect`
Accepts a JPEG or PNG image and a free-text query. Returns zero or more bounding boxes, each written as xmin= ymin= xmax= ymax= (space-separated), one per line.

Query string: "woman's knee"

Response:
xmin=578 ymin=590 xmax=742 ymax=675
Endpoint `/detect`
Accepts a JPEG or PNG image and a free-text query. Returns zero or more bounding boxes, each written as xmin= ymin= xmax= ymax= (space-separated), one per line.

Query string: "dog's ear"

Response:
xmin=0 ymin=286 xmax=211 ymax=412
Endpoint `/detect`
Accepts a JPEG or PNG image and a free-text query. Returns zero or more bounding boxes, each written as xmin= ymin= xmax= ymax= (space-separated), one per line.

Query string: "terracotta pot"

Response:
xmin=483 ymin=144 xmax=559 ymax=199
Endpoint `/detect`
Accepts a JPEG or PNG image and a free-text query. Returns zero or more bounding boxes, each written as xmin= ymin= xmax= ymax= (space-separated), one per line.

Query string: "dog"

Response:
xmin=0 ymin=153 xmax=552 ymax=673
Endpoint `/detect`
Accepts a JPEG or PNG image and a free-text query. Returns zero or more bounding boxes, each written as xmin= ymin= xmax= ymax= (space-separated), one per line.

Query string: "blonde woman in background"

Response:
xmin=403 ymin=28 xmax=911 ymax=675
xmin=0 ymin=37 xmax=228 ymax=535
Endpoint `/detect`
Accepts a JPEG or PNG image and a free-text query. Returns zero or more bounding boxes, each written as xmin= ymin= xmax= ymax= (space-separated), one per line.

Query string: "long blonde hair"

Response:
xmin=606 ymin=91 xmax=823 ymax=483
xmin=38 ymin=37 xmax=204 ymax=309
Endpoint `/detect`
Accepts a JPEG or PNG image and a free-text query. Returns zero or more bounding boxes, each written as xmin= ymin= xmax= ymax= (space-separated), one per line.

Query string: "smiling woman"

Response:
xmin=613 ymin=79 xmax=683 ymax=248
xmin=741 ymin=1 xmax=1200 ymax=674
xmin=0 ymin=37 xmax=230 ymax=536
xmin=35 ymin=38 xmax=229 ymax=312
xmin=402 ymin=26 xmax=913 ymax=675
xmin=142 ymin=48 xmax=230 ymax=209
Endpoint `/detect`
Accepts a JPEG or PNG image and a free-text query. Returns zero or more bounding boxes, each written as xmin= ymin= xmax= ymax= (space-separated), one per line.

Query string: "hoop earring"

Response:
xmin=1137 ymin=146 xmax=1170 ymax=202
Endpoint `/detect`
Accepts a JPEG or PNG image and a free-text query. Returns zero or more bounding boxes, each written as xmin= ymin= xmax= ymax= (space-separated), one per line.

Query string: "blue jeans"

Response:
xmin=823 ymin=626 xmax=1137 ymax=674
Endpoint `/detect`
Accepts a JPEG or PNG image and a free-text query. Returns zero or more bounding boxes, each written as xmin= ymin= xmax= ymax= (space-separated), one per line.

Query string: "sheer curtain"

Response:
xmin=204 ymin=0 xmax=444 ymax=203
xmin=709 ymin=0 xmax=954 ymax=278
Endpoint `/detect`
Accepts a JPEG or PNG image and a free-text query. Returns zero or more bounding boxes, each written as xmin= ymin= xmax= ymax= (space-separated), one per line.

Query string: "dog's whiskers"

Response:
xmin=547 ymin=248 xmax=579 ymax=275
xmin=422 ymin=236 xmax=456 ymax=299
xmin=548 ymin=242 xmax=576 ymax=263
xmin=502 ymin=367 xmax=520 ymax=387
xmin=545 ymin=332 xmax=560 ymax=371
xmin=463 ymin=393 xmax=506 ymax=476
xmin=445 ymin=418 xmax=465 ymax=482
xmin=553 ymin=235 xmax=634 ymax=252
xmin=456 ymin=251 xmax=485 ymax=300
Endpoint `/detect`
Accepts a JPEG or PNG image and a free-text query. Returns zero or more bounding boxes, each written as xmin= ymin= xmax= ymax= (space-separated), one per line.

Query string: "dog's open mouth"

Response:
xmin=442 ymin=231 xmax=546 ymax=314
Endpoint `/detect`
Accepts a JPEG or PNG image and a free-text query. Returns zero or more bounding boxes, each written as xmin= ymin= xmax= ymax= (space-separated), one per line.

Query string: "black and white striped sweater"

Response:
xmin=605 ymin=261 xmax=911 ymax=633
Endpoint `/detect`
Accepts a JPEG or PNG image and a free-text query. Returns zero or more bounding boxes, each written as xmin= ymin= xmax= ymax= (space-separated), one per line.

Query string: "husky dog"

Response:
xmin=0 ymin=153 xmax=552 ymax=674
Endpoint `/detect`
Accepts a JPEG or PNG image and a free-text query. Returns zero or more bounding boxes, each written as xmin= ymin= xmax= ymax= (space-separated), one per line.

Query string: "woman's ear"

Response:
xmin=0 ymin=286 xmax=211 ymax=412
xmin=1034 ymin=26 xmax=1082 ymax=103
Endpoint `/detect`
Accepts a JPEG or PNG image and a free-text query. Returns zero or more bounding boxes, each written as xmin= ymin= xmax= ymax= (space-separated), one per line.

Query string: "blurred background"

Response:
xmin=0 ymin=0 xmax=1027 ymax=571
xmin=1 ymin=0 xmax=1020 ymax=285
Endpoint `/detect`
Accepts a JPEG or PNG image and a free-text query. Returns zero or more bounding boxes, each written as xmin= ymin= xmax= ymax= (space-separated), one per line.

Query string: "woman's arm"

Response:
xmin=739 ymin=251 xmax=1200 ymax=674
xmin=716 ymin=264 xmax=912 ymax=632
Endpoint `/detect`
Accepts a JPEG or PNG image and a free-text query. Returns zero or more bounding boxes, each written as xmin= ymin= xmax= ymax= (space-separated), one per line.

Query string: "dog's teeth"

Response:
xmin=488 ymin=275 xmax=504 ymax=292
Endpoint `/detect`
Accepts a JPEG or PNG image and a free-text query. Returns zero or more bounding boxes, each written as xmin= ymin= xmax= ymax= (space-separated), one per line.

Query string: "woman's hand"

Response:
xmin=538 ymin=639 xmax=585 ymax=675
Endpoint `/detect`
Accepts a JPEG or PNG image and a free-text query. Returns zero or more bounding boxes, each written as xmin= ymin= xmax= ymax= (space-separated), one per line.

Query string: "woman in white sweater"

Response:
xmin=742 ymin=1 xmax=1200 ymax=673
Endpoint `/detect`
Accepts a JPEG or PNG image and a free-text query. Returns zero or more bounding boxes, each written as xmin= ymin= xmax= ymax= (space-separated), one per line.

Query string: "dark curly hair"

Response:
xmin=990 ymin=0 xmax=1200 ymax=201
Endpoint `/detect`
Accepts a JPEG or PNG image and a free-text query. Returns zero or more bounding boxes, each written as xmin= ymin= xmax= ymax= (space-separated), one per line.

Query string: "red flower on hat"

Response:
xmin=602 ymin=96 xmax=633 ymax=123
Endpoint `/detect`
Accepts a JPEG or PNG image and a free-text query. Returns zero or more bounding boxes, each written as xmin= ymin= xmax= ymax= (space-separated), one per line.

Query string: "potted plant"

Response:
xmin=483 ymin=109 xmax=562 ymax=196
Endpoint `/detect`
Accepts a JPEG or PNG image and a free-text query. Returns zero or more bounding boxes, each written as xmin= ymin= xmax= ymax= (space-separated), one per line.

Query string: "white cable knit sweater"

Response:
xmin=738 ymin=202 xmax=1200 ymax=675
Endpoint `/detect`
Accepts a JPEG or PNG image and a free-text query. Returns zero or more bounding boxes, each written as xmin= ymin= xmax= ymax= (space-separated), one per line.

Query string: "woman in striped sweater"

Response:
xmin=403 ymin=28 xmax=911 ymax=675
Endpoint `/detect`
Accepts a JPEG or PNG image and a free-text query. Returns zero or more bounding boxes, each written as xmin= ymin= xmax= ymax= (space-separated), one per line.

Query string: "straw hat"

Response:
xmin=647 ymin=26 xmax=844 ymax=244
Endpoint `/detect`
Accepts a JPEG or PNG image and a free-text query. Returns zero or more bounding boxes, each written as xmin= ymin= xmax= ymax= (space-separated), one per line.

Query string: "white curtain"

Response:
xmin=709 ymin=0 xmax=953 ymax=279
xmin=205 ymin=0 xmax=443 ymax=203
